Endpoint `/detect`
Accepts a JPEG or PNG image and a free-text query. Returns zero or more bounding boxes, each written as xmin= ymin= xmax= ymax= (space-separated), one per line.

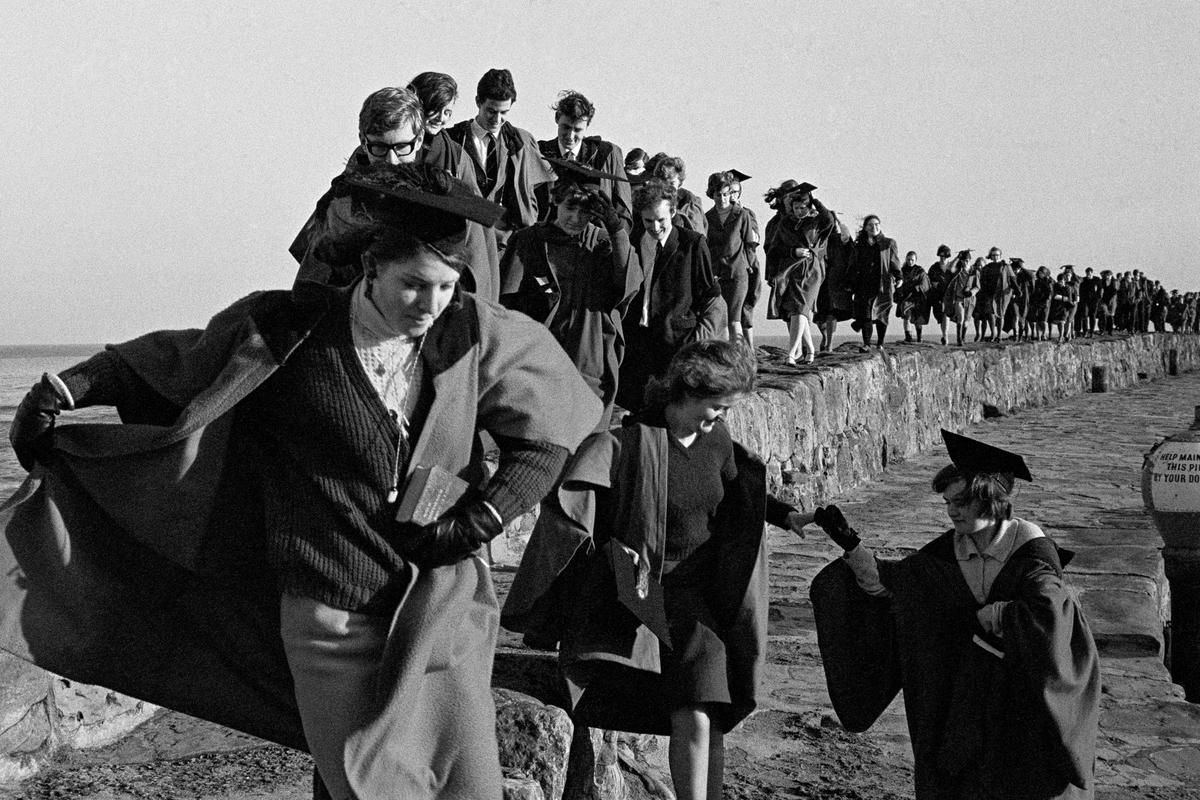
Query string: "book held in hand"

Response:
xmin=394 ymin=464 xmax=471 ymax=526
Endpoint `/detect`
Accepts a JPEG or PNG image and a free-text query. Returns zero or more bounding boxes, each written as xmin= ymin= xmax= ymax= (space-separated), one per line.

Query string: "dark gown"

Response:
xmin=896 ymin=264 xmax=932 ymax=324
xmin=502 ymin=420 xmax=777 ymax=736
xmin=811 ymin=529 xmax=1100 ymax=799
xmin=499 ymin=221 xmax=639 ymax=429
xmin=851 ymin=235 xmax=902 ymax=323
xmin=765 ymin=202 xmax=836 ymax=320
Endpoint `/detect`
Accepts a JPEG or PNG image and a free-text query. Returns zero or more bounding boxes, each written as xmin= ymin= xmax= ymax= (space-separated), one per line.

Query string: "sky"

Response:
xmin=2 ymin=1 xmax=1197 ymax=344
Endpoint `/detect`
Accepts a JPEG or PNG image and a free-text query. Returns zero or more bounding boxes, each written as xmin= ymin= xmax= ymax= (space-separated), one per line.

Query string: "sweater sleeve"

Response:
xmin=765 ymin=495 xmax=798 ymax=529
xmin=484 ymin=435 xmax=569 ymax=524
xmin=58 ymin=350 xmax=182 ymax=424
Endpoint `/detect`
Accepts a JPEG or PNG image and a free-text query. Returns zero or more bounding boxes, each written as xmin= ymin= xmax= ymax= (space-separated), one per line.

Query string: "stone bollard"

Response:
xmin=1142 ymin=405 xmax=1200 ymax=701
xmin=1091 ymin=366 xmax=1108 ymax=393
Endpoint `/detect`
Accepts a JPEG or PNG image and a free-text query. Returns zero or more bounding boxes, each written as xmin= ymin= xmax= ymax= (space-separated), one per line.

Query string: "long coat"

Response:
xmin=810 ymin=525 xmax=1099 ymax=799
xmin=536 ymin=136 xmax=633 ymax=231
xmin=502 ymin=422 xmax=769 ymax=736
xmin=499 ymin=221 xmax=640 ymax=427
xmin=288 ymin=147 xmax=502 ymax=301
xmin=943 ymin=266 xmax=978 ymax=323
xmin=851 ymin=235 xmax=902 ymax=323
xmin=704 ymin=203 xmax=757 ymax=280
xmin=895 ymin=264 xmax=932 ymax=324
xmin=765 ymin=203 xmax=838 ymax=321
xmin=0 ymin=288 xmax=602 ymax=800
xmin=616 ymin=226 xmax=726 ymax=411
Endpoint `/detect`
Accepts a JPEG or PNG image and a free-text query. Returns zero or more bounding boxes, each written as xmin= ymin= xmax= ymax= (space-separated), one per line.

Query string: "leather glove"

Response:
xmin=587 ymin=192 xmax=622 ymax=234
xmin=10 ymin=373 xmax=73 ymax=471
xmin=813 ymin=504 xmax=862 ymax=551
xmin=403 ymin=501 xmax=504 ymax=569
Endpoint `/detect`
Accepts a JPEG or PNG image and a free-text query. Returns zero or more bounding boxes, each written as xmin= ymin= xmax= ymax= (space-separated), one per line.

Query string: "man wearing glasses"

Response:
xmin=290 ymin=88 xmax=426 ymax=290
xmin=289 ymin=87 xmax=502 ymax=299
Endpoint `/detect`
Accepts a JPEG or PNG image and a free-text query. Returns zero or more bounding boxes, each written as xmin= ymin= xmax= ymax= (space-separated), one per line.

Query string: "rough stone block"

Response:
xmin=504 ymin=775 xmax=548 ymax=800
xmin=494 ymin=687 xmax=572 ymax=800
xmin=49 ymin=676 xmax=158 ymax=750
xmin=0 ymin=655 xmax=49 ymax=735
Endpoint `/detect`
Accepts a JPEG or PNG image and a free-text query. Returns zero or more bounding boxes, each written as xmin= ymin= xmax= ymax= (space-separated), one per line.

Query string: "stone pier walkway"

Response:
xmin=724 ymin=369 xmax=1200 ymax=799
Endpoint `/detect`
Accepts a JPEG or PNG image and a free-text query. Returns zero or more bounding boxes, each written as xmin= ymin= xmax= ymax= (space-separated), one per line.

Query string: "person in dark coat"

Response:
xmin=926 ymin=245 xmax=953 ymax=345
xmin=766 ymin=182 xmax=837 ymax=363
xmin=1078 ymin=267 xmax=1103 ymax=337
xmin=500 ymin=160 xmax=639 ymax=430
xmin=850 ymin=215 xmax=901 ymax=349
xmin=504 ymin=341 xmax=809 ymax=800
xmin=616 ymin=179 xmax=726 ymax=413
xmin=1029 ymin=266 xmax=1055 ymax=341
xmin=1049 ymin=273 xmax=1078 ymax=342
xmin=1004 ymin=258 xmax=1033 ymax=341
xmin=727 ymin=171 xmax=764 ymax=347
xmin=895 ymin=250 xmax=931 ymax=343
xmin=535 ymin=90 xmax=633 ymax=232
xmin=942 ymin=250 xmax=978 ymax=346
xmin=1150 ymin=280 xmax=1170 ymax=332
xmin=704 ymin=171 xmax=759 ymax=345
xmin=977 ymin=247 xmax=1016 ymax=342
xmin=808 ymin=430 xmax=1100 ymax=799
xmin=1098 ymin=270 xmax=1118 ymax=334
xmin=445 ymin=68 xmax=557 ymax=254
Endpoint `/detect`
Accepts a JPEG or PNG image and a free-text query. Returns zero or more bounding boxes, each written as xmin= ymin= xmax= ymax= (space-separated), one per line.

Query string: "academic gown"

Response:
xmin=810 ymin=528 xmax=1100 ymax=799
xmin=614 ymin=225 xmax=726 ymax=412
xmin=446 ymin=120 xmax=556 ymax=251
xmin=851 ymin=235 xmax=902 ymax=323
xmin=499 ymin=221 xmax=640 ymax=428
xmin=0 ymin=287 xmax=602 ymax=800
xmin=501 ymin=423 xmax=769 ymax=736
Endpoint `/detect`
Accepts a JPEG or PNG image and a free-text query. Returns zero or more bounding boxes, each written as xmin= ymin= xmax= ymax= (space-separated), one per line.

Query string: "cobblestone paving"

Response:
xmin=724 ymin=369 xmax=1200 ymax=799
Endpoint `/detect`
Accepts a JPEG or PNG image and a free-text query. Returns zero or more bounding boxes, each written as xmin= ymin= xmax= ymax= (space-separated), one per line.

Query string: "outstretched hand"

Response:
xmin=813 ymin=504 xmax=862 ymax=551
xmin=10 ymin=373 xmax=73 ymax=471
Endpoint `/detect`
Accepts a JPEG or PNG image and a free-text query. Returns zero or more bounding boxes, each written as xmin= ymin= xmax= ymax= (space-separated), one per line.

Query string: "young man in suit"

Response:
xmin=446 ymin=68 xmax=555 ymax=254
xmin=536 ymin=91 xmax=632 ymax=231
xmin=616 ymin=179 xmax=726 ymax=413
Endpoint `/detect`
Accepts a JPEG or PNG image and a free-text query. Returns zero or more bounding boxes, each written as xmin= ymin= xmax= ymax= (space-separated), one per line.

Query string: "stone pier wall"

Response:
xmin=723 ymin=333 xmax=1200 ymax=512
xmin=494 ymin=333 xmax=1200 ymax=563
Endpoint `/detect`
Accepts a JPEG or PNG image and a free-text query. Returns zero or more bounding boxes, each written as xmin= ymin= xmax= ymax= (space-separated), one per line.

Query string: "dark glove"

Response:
xmin=403 ymin=501 xmax=504 ymax=569
xmin=587 ymin=192 xmax=622 ymax=233
xmin=10 ymin=373 xmax=73 ymax=471
xmin=813 ymin=504 xmax=861 ymax=551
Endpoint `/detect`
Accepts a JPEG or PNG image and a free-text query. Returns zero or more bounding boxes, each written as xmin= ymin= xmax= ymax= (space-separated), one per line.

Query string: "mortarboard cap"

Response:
xmin=785 ymin=181 xmax=818 ymax=196
xmin=726 ymin=169 xmax=751 ymax=183
xmin=941 ymin=429 xmax=1033 ymax=483
xmin=316 ymin=163 xmax=504 ymax=269
xmin=545 ymin=156 xmax=630 ymax=189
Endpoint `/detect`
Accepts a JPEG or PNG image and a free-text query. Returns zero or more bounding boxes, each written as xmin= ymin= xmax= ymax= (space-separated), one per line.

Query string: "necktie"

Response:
xmin=484 ymin=133 xmax=498 ymax=192
xmin=641 ymin=241 xmax=663 ymax=327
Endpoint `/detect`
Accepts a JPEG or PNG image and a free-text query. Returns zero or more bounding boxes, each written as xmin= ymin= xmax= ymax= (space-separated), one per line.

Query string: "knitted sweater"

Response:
xmin=62 ymin=297 xmax=568 ymax=613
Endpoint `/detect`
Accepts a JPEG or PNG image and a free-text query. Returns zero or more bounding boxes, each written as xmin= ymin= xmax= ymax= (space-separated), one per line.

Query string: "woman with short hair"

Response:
xmin=7 ymin=165 xmax=603 ymax=800
xmin=849 ymin=215 xmax=902 ymax=349
xmin=704 ymin=171 xmax=759 ymax=345
xmin=895 ymin=250 xmax=931 ymax=343
xmin=809 ymin=430 xmax=1100 ymax=799
xmin=506 ymin=339 xmax=809 ymax=800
